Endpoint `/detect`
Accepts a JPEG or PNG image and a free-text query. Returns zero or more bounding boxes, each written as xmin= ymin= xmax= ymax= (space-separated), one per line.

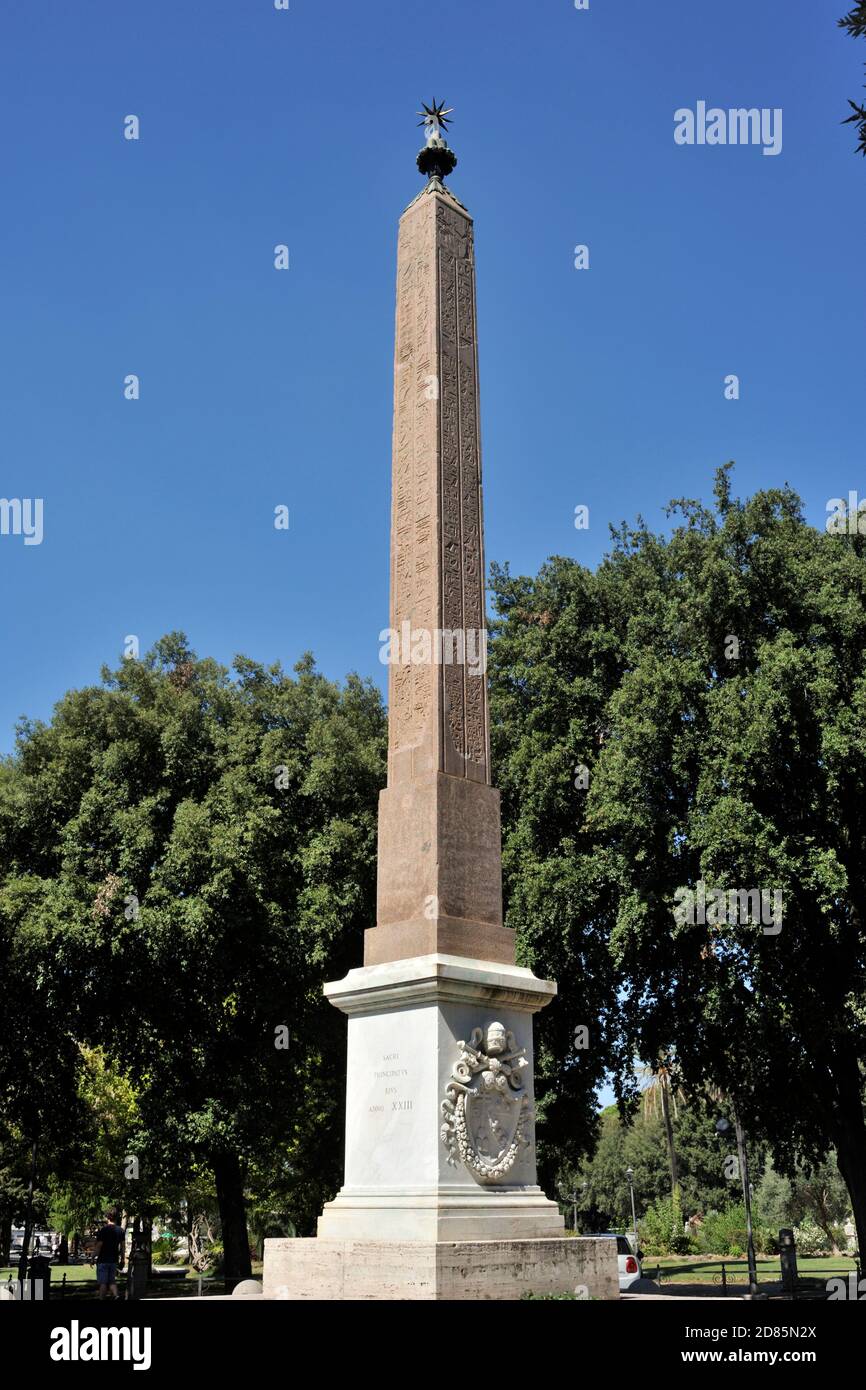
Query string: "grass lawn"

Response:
xmin=651 ymin=1255 xmax=857 ymax=1284
xmin=2 ymin=1260 xmax=265 ymax=1286
xmin=1 ymin=1265 xmax=192 ymax=1288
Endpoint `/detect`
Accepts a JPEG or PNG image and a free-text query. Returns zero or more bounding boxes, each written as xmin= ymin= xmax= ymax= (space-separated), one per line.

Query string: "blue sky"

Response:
xmin=1 ymin=0 xmax=863 ymax=754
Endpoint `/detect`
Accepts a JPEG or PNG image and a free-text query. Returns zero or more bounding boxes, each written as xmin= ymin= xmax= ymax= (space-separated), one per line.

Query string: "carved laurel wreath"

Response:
xmin=440 ymin=1024 xmax=531 ymax=1182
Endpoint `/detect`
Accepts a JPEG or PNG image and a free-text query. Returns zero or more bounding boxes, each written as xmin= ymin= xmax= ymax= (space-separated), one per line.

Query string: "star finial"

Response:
xmin=414 ymin=99 xmax=458 ymax=184
xmin=417 ymin=99 xmax=454 ymax=144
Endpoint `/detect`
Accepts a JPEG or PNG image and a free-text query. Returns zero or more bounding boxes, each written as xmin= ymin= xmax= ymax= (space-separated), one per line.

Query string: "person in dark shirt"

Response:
xmin=93 ymin=1210 xmax=125 ymax=1300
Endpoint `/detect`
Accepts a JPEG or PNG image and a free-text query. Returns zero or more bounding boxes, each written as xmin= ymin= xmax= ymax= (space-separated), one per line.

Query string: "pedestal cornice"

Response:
xmin=325 ymin=952 xmax=556 ymax=1016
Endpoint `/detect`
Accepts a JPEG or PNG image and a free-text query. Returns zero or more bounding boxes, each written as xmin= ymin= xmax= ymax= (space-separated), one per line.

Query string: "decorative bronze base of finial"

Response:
xmin=417 ymin=139 xmax=458 ymax=181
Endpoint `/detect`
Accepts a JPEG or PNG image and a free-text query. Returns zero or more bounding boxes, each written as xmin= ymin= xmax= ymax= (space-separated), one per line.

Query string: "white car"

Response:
xmin=596 ymin=1233 xmax=642 ymax=1290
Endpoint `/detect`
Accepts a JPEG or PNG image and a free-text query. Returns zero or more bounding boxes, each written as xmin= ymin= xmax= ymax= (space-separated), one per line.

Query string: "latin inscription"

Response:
xmin=368 ymin=1051 xmax=413 ymax=1114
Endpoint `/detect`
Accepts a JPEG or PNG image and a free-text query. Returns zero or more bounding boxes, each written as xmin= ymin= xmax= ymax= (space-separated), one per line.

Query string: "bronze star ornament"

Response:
xmin=417 ymin=99 xmax=454 ymax=141
xmin=415 ymin=99 xmax=458 ymax=182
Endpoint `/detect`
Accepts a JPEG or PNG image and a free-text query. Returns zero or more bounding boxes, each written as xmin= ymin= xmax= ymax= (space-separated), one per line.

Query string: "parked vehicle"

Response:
xmin=595 ymin=1232 xmax=643 ymax=1290
xmin=8 ymin=1231 xmax=58 ymax=1266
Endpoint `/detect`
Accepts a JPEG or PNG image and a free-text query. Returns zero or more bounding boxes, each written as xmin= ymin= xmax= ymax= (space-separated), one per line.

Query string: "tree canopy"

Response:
xmin=3 ymin=468 xmax=865 ymax=1269
xmin=840 ymin=3 xmax=866 ymax=156
xmin=488 ymin=467 xmax=866 ymax=1254
xmin=0 ymin=638 xmax=387 ymax=1281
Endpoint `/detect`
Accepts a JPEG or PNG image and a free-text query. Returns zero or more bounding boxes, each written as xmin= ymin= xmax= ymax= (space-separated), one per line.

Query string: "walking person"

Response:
xmin=93 ymin=1210 xmax=125 ymax=1300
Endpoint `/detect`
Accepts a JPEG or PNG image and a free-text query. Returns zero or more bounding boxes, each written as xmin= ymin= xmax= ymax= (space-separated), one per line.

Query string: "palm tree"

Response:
xmin=639 ymin=1054 xmax=685 ymax=1199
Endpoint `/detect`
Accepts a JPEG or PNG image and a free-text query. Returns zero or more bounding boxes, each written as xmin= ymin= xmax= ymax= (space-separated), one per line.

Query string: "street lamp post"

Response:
xmin=16 ymin=1139 xmax=37 ymax=1294
xmin=625 ymin=1166 xmax=638 ymax=1252
xmin=558 ymin=1185 xmax=579 ymax=1234
xmin=716 ymin=1109 xmax=759 ymax=1297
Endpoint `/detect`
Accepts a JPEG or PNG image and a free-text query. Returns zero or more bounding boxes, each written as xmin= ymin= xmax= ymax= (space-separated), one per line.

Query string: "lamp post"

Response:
xmin=16 ymin=1139 xmax=37 ymax=1295
xmin=625 ymin=1166 xmax=638 ymax=1252
xmin=558 ymin=1184 xmax=579 ymax=1234
xmin=716 ymin=1109 xmax=759 ymax=1296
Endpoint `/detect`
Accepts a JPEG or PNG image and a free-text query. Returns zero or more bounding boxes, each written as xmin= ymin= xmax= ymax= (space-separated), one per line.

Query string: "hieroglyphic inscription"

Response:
xmin=388 ymin=189 xmax=489 ymax=783
xmin=438 ymin=204 xmax=464 ymax=771
xmin=437 ymin=200 xmax=487 ymax=777
xmin=390 ymin=201 xmax=437 ymax=762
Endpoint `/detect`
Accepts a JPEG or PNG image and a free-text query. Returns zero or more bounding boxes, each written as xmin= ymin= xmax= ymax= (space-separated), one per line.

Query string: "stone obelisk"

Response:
xmin=369 ymin=104 xmax=513 ymax=972
xmin=263 ymin=108 xmax=618 ymax=1300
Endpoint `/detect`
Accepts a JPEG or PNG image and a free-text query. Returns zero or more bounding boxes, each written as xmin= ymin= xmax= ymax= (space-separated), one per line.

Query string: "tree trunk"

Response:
xmin=143 ymin=1217 xmax=153 ymax=1281
xmin=829 ymin=1049 xmax=866 ymax=1265
xmin=184 ymin=1199 xmax=193 ymax=1265
xmin=813 ymin=1190 xmax=839 ymax=1254
xmin=17 ymin=1139 xmax=37 ymax=1288
xmin=0 ymin=1210 xmax=11 ymax=1266
xmin=661 ymin=1082 xmax=679 ymax=1198
xmin=835 ymin=1133 xmax=866 ymax=1264
xmin=834 ymin=1117 xmax=866 ymax=1258
xmin=57 ymin=1233 xmax=69 ymax=1265
xmin=213 ymin=1152 xmax=251 ymax=1291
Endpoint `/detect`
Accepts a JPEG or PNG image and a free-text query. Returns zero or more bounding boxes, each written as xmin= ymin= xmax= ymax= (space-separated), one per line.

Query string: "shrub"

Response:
xmin=151 ymin=1236 xmax=181 ymax=1264
xmin=521 ymin=1291 xmax=595 ymax=1300
xmin=201 ymin=1240 xmax=223 ymax=1275
xmin=793 ymin=1220 xmax=831 ymax=1257
xmin=698 ymin=1205 xmax=777 ymax=1256
xmin=640 ymin=1192 xmax=687 ymax=1256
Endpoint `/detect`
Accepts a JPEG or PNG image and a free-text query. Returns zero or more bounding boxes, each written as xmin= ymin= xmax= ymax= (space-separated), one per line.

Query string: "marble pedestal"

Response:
xmin=315 ymin=953 xmax=562 ymax=1240
xmin=262 ymin=954 xmax=620 ymax=1298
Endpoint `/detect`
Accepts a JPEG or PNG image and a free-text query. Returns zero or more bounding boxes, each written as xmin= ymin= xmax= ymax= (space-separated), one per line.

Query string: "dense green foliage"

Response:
xmin=3 ymin=468 xmax=865 ymax=1270
xmin=565 ymin=1102 xmax=745 ymax=1231
xmin=840 ymin=3 xmax=866 ymax=155
xmin=696 ymin=1204 xmax=776 ymax=1259
xmin=639 ymin=1192 xmax=690 ymax=1256
xmin=0 ymin=637 xmax=386 ymax=1278
xmin=489 ymin=467 xmax=866 ymax=1254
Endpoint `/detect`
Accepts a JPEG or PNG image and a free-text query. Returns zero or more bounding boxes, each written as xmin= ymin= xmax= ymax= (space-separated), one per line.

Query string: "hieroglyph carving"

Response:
xmin=437 ymin=203 xmax=486 ymax=772
xmin=391 ymin=208 xmax=436 ymax=751
xmin=389 ymin=193 xmax=489 ymax=781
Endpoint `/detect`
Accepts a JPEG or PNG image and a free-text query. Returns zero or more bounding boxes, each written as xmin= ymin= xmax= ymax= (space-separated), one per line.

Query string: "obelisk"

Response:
xmin=262 ymin=108 xmax=618 ymax=1299
xmin=369 ymin=101 xmax=514 ymax=971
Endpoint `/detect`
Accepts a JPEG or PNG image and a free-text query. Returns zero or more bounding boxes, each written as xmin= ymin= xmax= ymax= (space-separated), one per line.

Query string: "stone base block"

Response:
xmin=370 ymin=775 xmax=508 ymax=966
xmin=262 ymin=1237 xmax=620 ymax=1301
xmin=316 ymin=1186 xmax=565 ymax=1242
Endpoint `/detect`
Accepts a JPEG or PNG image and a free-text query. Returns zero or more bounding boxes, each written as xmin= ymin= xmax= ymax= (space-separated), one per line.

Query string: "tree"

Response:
xmin=0 ymin=798 xmax=91 ymax=1271
xmin=46 ymin=1044 xmax=139 ymax=1259
xmin=489 ymin=468 xmax=866 ymax=1257
xmin=755 ymin=1154 xmax=852 ymax=1251
xmin=561 ymin=1097 xmax=734 ymax=1231
xmin=488 ymin=559 xmax=629 ymax=1189
xmin=0 ymin=636 xmax=387 ymax=1285
xmin=752 ymin=1160 xmax=793 ymax=1232
xmin=840 ymin=4 xmax=866 ymax=156
xmin=568 ymin=1105 xmax=671 ymax=1229
xmin=639 ymin=1054 xmax=683 ymax=1198
xmin=788 ymin=1156 xmax=852 ymax=1250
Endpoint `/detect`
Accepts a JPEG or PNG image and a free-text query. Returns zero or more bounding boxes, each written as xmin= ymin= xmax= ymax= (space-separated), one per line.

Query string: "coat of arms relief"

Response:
xmin=440 ymin=1021 xmax=532 ymax=1181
